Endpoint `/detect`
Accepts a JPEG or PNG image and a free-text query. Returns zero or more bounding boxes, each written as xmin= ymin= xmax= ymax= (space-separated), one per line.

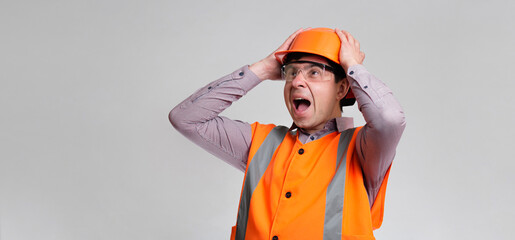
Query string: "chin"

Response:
xmin=293 ymin=119 xmax=313 ymax=129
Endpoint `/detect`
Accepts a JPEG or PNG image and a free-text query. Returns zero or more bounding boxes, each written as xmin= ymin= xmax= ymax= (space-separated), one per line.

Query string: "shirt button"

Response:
xmin=285 ymin=192 xmax=292 ymax=198
xmin=310 ymin=136 xmax=315 ymax=140
xmin=364 ymin=85 xmax=368 ymax=89
xmin=239 ymin=71 xmax=244 ymax=76
xmin=349 ymin=71 xmax=354 ymax=75
xmin=272 ymin=236 xmax=278 ymax=240
xmin=298 ymin=148 xmax=304 ymax=155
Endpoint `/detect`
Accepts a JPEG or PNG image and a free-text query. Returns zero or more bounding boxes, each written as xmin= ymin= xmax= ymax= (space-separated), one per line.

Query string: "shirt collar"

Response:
xmin=288 ymin=117 xmax=354 ymax=134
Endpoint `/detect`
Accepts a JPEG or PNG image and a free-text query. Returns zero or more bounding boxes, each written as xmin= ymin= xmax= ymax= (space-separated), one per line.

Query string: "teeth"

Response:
xmin=294 ymin=98 xmax=305 ymax=100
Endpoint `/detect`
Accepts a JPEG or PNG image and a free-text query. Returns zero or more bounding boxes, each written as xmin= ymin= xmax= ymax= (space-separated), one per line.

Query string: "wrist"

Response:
xmin=249 ymin=61 xmax=270 ymax=81
xmin=341 ymin=60 xmax=360 ymax=73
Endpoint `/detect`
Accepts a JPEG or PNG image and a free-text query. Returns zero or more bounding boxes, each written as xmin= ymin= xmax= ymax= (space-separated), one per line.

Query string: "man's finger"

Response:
xmin=343 ymin=30 xmax=355 ymax=46
xmin=335 ymin=28 xmax=349 ymax=45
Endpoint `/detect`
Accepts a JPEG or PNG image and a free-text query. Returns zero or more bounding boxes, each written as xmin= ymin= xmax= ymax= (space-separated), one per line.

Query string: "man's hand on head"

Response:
xmin=335 ymin=29 xmax=365 ymax=72
xmin=250 ymin=28 xmax=309 ymax=81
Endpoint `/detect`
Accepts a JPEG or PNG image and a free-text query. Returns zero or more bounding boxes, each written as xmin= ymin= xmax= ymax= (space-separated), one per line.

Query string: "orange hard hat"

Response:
xmin=275 ymin=28 xmax=341 ymax=64
xmin=275 ymin=27 xmax=356 ymax=107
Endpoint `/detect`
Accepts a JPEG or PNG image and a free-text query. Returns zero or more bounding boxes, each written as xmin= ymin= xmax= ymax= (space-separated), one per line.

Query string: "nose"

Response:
xmin=291 ymin=71 xmax=306 ymax=88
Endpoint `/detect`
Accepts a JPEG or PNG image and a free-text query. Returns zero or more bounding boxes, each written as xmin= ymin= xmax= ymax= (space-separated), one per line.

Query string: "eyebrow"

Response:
xmin=287 ymin=60 xmax=325 ymax=67
xmin=286 ymin=60 xmax=334 ymax=71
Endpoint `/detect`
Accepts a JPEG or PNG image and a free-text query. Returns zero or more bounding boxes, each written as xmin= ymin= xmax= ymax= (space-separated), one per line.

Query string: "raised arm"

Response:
xmin=336 ymin=29 xmax=406 ymax=203
xmin=169 ymin=29 xmax=306 ymax=171
xmin=169 ymin=66 xmax=260 ymax=171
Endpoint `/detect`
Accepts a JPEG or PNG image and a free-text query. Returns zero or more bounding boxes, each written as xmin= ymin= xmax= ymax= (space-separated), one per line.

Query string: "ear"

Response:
xmin=336 ymin=78 xmax=350 ymax=101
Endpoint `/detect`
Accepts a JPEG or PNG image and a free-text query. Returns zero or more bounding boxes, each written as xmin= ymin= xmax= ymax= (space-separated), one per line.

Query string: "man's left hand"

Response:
xmin=335 ymin=29 xmax=365 ymax=72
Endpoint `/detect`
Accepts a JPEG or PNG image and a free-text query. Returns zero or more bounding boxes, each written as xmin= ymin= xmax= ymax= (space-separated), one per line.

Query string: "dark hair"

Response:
xmin=283 ymin=52 xmax=355 ymax=109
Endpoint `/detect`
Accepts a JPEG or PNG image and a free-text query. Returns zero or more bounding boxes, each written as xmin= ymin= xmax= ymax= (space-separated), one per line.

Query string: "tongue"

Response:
xmin=297 ymin=101 xmax=310 ymax=112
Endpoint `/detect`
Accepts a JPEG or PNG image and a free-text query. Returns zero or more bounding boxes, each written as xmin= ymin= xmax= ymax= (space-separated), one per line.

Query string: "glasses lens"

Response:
xmin=304 ymin=65 xmax=324 ymax=81
xmin=282 ymin=65 xmax=298 ymax=80
xmin=282 ymin=62 xmax=327 ymax=82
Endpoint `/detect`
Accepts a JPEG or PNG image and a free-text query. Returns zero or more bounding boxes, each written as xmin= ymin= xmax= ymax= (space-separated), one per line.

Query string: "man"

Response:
xmin=170 ymin=28 xmax=405 ymax=240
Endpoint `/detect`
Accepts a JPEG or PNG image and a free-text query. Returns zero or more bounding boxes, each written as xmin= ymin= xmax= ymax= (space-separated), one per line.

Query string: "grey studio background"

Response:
xmin=1 ymin=0 xmax=514 ymax=239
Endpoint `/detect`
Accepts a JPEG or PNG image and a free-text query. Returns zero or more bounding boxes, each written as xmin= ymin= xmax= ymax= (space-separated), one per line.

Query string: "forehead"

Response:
xmin=294 ymin=55 xmax=330 ymax=65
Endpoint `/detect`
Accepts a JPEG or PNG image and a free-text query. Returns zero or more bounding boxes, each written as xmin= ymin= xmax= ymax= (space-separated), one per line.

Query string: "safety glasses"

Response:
xmin=281 ymin=60 xmax=334 ymax=82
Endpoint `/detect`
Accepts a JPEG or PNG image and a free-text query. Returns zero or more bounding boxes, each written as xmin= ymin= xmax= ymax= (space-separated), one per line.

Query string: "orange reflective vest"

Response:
xmin=230 ymin=123 xmax=391 ymax=240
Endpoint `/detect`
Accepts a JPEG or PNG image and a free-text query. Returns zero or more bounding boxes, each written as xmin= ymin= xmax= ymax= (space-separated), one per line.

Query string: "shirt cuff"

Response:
xmin=346 ymin=64 xmax=390 ymax=107
xmin=230 ymin=65 xmax=262 ymax=94
xmin=346 ymin=64 xmax=368 ymax=85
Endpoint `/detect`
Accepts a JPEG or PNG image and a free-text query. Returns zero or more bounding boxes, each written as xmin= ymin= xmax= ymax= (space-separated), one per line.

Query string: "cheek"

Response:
xmin=313 ymin=85 xmax=338 ymax=107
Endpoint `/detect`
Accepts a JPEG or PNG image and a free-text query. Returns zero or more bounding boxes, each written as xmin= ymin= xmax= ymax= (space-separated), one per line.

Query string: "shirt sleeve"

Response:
xmin=346 ymin=64 xmax=406 ymax=205
xmin=169 ymin=65 xmax=262 ymax=172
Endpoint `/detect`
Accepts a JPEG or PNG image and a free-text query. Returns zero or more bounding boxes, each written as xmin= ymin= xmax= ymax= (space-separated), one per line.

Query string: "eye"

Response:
xmin=285 ymin=68 xmax=298 ymax=78
xmin=308 ymin=67 xmax=323 ymax=77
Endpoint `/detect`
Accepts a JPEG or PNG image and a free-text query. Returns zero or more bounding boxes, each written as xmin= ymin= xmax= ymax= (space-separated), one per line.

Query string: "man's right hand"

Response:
xmin=249 ymin=28 xmax=307 ymax=81
xmin=335 ymin=28 xmax=365 ymax=72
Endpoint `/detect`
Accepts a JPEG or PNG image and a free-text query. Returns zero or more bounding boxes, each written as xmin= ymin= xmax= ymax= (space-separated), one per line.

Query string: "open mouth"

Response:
xmin=293 ymin=98 xmax=311 ymax=112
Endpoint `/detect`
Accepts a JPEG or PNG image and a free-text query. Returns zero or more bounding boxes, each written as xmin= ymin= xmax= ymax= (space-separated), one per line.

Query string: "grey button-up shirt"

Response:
xmin=170 ymin=64 xmax=406 ymax=205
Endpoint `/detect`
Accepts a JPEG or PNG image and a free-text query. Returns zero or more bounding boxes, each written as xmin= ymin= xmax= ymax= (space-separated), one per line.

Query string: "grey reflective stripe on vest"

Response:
xmin=323 ymin=128 xmax=356 ymax=240
xmin=235 ymin=126 xmax=289 ymax=240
